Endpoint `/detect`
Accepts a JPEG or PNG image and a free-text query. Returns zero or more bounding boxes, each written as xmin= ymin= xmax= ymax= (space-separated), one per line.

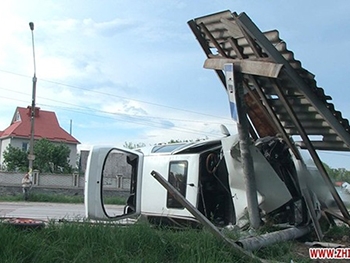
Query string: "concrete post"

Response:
xmin=230 ymin=64 xmax=260 ymax=229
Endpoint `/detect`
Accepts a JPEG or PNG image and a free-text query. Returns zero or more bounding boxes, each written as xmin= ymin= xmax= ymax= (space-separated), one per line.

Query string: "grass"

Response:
xmin=2 ymin=219 xmax=345 ymax=263
xmin=0 ymin=193 xmax=126 ymax=205
xmin=255 ymin=240 xmax=312 ymax=263
xmin=0 ymin=221 xmax=260 ymax=263
xmin=253 ymin=224 xmax=350 ymax=262
xmin=0 ymin=193 xmax=348 ymax=262
xmin=0 ymin=216 xmax=348 ymax=262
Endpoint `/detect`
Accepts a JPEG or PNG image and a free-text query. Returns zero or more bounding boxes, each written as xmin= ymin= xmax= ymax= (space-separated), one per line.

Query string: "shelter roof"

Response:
xmin=188 ymin=10 xmax=350 ymax=151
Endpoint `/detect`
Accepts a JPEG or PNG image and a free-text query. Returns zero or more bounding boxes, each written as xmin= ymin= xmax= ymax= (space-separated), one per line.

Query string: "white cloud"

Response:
xmin=1 ymin=0 xmax=350 ymax=170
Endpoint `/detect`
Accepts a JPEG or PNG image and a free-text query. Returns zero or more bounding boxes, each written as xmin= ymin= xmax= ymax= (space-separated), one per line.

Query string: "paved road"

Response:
xmin=0 ymin=202 xmax=123 ymax=221
xmin=1 ymin=190 xmax=349 ymax=223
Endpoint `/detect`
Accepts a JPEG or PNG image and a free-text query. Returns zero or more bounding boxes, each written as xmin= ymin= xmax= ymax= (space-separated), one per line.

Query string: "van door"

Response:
xmin=141 ymin=154 xmax=199 ymax=219
xmin=84 ymin=146 xmax=143 ymax=221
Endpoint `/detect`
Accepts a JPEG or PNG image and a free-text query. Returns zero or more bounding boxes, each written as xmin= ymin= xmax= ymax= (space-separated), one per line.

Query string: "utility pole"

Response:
xmin=28 ymin=22 xmax=37 ymax=175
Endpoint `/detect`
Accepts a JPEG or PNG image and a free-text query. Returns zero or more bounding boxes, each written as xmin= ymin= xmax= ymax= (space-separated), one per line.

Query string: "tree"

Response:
xmin=33 ymin=139 xmax=53 ymax=172
xmin=2 ymin=139 xmax=73 ymax=173
xmin=33 ymin=139 xmax=72 ymax=173
xmin=2 ymin=145 xmax=28 ymax=172
xmin=336 ymin=168 xmax=350 ymax=182
xmin=51 ymin=143 xmax=72 ymax=173
xmin=124 ymin=138 xmax=205 ymax=149
xmin=123 ymin=142 xmax=146 ymax=149
xmin=323 ymin=162 xmax=350 ymax=183
xmin=168 ymin=139 xmax=194 ymax=144
xmin=323 ymin=162 xmax=337 ymax=180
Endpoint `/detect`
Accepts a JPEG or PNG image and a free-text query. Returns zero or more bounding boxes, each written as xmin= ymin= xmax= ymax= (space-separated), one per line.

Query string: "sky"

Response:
xmin=1 ymin=1 xmax=350 ymax=169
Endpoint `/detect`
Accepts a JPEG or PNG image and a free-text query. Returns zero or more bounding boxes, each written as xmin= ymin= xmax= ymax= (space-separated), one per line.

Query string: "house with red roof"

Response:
xmin=0 ymin=106 xmax=80 ymax=169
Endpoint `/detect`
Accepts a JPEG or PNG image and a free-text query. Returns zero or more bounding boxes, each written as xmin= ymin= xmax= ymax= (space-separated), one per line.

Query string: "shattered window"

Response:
xmin=167 ymin=161 xmax=188 ymax=209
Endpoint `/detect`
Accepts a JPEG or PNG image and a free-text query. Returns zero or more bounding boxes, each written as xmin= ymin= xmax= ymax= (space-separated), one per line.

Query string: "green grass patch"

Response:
xmin=1 ymin=218 xmax=347 ymax=262
xmin=0 ymin=222 xmax=258 ymax=263
xmin=324 ymin=224 xmax=350 ymax=238
xmin=0 ymin=193 xmax=126 ymax=205
xmin=254 ymin=240 xmax=311 ymax=263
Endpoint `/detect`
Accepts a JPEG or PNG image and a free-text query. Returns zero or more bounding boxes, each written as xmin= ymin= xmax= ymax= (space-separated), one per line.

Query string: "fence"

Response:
xmin=0 ymin=171 xmax=130 ymax=190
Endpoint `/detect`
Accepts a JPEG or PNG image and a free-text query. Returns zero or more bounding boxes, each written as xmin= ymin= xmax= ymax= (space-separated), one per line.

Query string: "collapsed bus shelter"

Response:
xmin=187 ymin=10 xmax=350 ymax=239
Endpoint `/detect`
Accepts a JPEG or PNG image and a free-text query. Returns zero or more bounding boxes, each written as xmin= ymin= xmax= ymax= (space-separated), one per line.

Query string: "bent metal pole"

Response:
xmin=150 ymin=170 xmax=263 ymax=262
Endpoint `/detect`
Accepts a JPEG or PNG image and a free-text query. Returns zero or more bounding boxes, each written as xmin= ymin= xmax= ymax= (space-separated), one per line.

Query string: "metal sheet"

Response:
xmin=188 ymin=11 xmax=350 ymax=152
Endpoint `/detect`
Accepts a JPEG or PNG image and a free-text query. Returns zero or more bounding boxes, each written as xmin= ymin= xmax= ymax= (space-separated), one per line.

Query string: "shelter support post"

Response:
xmin=226 ymin=63 xmax=261 ymax=229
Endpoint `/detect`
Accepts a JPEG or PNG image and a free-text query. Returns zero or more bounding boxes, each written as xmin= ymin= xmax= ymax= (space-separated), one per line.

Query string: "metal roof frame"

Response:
xmin=188 ymin=10 xmax=350 ymax=152
xmin=188 ymin=10 xmax=350 ymax=221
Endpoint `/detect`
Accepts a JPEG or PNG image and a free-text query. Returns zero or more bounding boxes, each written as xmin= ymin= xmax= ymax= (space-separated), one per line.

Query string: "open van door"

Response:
xmin=84 ymin=146 xmax=143 ymax=221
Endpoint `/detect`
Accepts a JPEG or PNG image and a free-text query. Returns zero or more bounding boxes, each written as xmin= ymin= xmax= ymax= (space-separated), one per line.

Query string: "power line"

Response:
xmin=39 ymin=103 xmax=226 ymax=138
xmin=0 ymin=68 xmax=232 ymax=120
xmin=0 ymin=69 xmax=234 ymax=138
xmin=0 ymin=93 xmax=230 ymax=138
xmin=0 ymin=85 xmax=232 ymax=126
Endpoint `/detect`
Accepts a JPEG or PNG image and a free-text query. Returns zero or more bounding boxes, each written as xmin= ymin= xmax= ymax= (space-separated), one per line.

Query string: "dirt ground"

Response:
xmin=291 ymin=224 xmax=350 ymax=262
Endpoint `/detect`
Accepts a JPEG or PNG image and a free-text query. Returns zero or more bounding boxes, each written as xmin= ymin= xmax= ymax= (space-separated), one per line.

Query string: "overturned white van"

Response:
xmin=84 ymin=133 xmax=323 ymax=228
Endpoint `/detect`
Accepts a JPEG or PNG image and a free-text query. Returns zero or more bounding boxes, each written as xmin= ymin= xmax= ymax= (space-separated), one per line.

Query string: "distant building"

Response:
xmin=79 ymin=150 xmax=90 ymax=174
xmin=0 ymin=106 xmax=80 ymax=169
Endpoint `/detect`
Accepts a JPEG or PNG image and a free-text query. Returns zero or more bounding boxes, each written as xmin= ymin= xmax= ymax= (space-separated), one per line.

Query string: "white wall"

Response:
xmin=66 ymin=143 xmax=78 ymax=168
xmin=0 ymin=137 xmax=77 ymax=169
xmin=0 ymin=172 xmax=130 ymax=189
xmin=8 ymin=137 xmax=28 ymax=149
xmin=0 ymin=138 xmax=11 ymax=166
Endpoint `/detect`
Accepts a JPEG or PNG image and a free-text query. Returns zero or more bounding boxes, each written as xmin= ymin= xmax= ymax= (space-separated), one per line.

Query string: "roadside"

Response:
xmin=0 ymin=201 xmax=124 ymax=221
xmin=0 ymin=201 xmax=87 ymax=220
xmin=0 ymin=185 xmax=127 ymax=204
